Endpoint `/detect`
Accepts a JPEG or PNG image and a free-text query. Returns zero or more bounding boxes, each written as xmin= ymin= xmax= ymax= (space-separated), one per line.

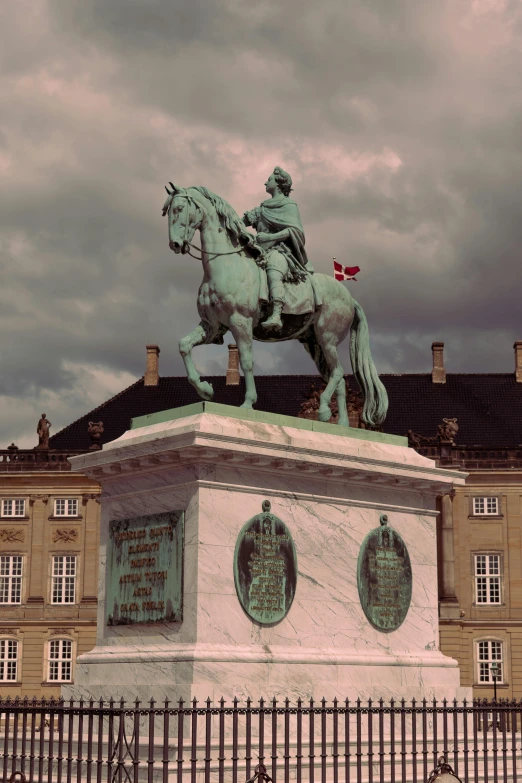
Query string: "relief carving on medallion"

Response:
xmin=53 ymin=529 xmax=79 ymax=543
xmin=0 ymin=528 xmax=24 ymax=543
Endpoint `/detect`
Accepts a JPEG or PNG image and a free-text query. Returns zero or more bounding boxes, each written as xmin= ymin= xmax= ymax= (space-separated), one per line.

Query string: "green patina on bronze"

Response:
xmin=234 ymin=500 xmax=297 ymax=626
xmin=162 ymin=168 xmax=388 ymax=430
xmin=357 ymin=514 xmax=412 ymax=633
xmin=106 ymin=511 xmax=184 ymax=626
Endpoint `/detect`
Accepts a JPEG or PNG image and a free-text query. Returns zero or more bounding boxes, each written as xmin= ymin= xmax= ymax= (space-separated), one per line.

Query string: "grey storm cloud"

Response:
xmin=1 ymin=0 xmax=522 ymax=446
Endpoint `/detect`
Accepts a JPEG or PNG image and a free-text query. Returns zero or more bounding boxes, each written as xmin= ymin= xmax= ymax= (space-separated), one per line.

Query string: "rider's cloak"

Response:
xmin=258 ymin=196 xmax=315 ymax=282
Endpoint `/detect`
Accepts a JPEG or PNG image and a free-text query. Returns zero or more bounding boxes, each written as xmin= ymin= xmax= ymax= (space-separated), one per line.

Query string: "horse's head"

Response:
xmin=162 ymin=182 xmax=203 ymax=254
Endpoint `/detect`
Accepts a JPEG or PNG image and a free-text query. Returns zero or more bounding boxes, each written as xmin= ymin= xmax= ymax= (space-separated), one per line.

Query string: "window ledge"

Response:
xmin=0 ymin=516 xmax=29 ymax=521
xmin=474 ymin=683 xmax=509 ymax=689
xmin=41 ymin=681 xmax=72 ymax=687
xmin=469 ymin=515 xmax=504 ymax=520
xmin=48 ymin=516 xmax=83 ymax=521
xmin=0 ymin=681 xmax=21 ymax=687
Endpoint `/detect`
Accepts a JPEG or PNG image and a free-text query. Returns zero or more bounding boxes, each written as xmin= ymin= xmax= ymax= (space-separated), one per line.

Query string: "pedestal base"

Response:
xmin=65 ymin=403 xmax=470 ymax=703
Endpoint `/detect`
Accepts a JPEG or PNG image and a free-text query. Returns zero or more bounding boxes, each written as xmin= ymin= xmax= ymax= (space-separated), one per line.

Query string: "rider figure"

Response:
xmin=243 ymin=167 xmax=315 ymax=330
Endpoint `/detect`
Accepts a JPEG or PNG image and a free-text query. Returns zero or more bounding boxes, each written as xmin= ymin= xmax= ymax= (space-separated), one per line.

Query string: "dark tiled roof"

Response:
xmin=49 ymin=373 xmax=522 ymax=451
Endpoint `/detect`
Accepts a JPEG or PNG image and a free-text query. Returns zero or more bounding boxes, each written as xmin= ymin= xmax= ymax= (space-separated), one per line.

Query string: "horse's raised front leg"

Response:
xmin=229 ymin=314 xmax=257 ymax=408
xmin=179 ymin=321 xmax=218 ymax=401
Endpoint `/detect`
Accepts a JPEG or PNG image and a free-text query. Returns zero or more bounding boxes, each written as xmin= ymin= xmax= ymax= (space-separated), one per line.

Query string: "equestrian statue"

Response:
xmin=162 ymin=166 xmax=388 ymax=429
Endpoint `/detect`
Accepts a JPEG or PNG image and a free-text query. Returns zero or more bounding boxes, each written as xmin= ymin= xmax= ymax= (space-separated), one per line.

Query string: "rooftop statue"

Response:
xmin=162 ymin=168 xmax=388 ymax=428
xmin=36 ymin=413 xmax=51 ymax=449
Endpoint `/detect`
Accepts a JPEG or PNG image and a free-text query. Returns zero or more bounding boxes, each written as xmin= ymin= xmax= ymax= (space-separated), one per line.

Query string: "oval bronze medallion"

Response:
xmin=234 ymin=500 xmax=297 ymax=626
xmin=357 ymin=515 xmax=412 ymax=633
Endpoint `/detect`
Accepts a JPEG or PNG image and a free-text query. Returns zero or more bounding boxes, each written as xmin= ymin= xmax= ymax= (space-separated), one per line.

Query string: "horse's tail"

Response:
xmin=349 ymin=299 xmax=389 ymax=428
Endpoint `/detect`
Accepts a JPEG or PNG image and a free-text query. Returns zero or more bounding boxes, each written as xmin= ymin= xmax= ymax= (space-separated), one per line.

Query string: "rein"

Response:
xmin=186 ymin=242 xmax=244 ymax=262
xmin=172 ymin=193 xmax=256 ymax=262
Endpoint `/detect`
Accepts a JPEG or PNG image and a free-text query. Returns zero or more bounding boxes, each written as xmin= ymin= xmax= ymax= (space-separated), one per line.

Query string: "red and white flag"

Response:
xmin=333 ymin=258 xmax=360 ymax=281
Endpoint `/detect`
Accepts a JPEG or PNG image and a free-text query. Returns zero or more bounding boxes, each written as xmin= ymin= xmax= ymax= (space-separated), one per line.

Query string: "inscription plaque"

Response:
xmin=106 ymin=511 xmax=183 ymax=626
xmin=357 ymin=514 xmax=412 ymax=633
xmin=234 ymin=500 xmax=297 ymax=626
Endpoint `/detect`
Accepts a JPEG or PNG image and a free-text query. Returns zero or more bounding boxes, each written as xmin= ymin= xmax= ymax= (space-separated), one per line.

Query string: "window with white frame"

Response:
xmin=51 ymin=556 xmax=77 ymax=604
xmin=0 ymin=556 xmax=23 ymax=604
xmin=0 ymin=639 xmax=19 ymax=681
xmin=48 ymin=639 xmax=73 ymax=682
xmin=54 ymin=498 xmax=79 ymax=517
xmin=473 ymin=496 xmax=499 ymax=516
xmin=477 ymin=640 xmax=503 ymax=683
xmin=1 ymin=499 xmax=25 ymax=517
xmin=474 ymin=554 xmax=502 ymax=604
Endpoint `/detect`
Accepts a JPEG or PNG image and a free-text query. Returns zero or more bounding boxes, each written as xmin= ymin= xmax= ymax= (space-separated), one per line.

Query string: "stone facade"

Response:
xmin=415 ymin=443 xmax=522 ymax=699
xmin=0 ymin=448 xmax=100 ymax=697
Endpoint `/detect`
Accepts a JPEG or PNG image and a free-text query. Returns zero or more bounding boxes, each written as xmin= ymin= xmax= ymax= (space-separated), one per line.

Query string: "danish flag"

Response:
xmin=333 ymin=258 xmax=360 ymax=281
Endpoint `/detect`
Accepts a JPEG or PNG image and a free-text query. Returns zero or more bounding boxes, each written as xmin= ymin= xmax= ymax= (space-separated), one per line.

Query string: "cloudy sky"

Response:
xmin=1 ymin=0 xmax=522 ymax=447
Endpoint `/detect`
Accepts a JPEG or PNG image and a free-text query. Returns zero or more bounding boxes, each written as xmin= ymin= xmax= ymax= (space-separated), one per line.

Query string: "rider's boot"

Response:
xmin=262 ymin=270 xmax=285 ymax=330
xmin=261 ymin=300 xmax=284 ymax=330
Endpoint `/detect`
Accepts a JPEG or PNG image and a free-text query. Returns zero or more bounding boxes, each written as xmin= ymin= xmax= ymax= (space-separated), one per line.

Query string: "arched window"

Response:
xmin=477 ymin=639 xmax=503 ymax=683
xmin=48 ymin=639 xmax=73 ymax=682
xmin=0 ymin=638 xmax=19 ymax=681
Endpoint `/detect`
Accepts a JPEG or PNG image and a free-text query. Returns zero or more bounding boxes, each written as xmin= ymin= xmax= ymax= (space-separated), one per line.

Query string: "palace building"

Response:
xmin=2 ymin=342 xmax=522 ymax=698
xmin=0 ymin=447 xmax=100 ymax=697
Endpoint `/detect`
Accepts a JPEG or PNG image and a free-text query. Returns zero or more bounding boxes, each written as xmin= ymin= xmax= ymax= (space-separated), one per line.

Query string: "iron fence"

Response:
xmin=1 ymin=697 xmax=521 ymax=783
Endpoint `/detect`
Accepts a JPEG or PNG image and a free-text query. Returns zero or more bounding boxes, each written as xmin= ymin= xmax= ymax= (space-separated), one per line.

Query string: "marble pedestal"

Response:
xmin=65 ymin=402 xmax=469 ymax=703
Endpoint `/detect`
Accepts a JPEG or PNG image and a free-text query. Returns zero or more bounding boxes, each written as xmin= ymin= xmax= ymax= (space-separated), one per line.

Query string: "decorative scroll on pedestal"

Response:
xmin=234 ymin=500 xmax=297 ymax=626
xmin=357 ymin=514 xmax=412 ymax=633
xmin=106 ymin=511 xmax=184 ymax=626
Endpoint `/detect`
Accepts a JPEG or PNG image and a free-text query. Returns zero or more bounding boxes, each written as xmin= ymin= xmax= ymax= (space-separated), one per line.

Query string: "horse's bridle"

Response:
xmin=169 ymin=192 xmax=256 ymax=262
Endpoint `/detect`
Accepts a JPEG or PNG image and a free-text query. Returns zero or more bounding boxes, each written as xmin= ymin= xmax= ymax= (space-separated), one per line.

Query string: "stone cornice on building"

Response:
xmin=0 ymin=448 xmax=86 ymax=473
xmin=414 ymin=444 xmax=522 ymax=471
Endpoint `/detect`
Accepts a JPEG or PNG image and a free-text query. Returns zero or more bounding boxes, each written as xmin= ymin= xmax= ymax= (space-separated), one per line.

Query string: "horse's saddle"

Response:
xmin=258 ymin=267 xmax=317 ymax=316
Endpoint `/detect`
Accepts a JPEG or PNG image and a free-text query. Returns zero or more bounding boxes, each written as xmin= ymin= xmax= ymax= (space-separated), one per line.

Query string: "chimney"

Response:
xmin=515 ymin=342 xmax=522 ymax=383
xmin=226 ymin=344 xmax=240 ymax=385
xmin=431 ymin=342 xmax=446 ymax=384
xmin=144 ymin=345 xmax=160 ymax=386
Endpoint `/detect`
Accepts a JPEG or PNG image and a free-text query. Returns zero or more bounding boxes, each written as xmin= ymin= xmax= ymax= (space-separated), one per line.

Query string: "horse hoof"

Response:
xmin=318 ymin=406 xmax=332 ymax=423
xmin=240 ymin=401 xmax=256 ymax=409
xmin=198 ymin=381 xmax=214 ymax=401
